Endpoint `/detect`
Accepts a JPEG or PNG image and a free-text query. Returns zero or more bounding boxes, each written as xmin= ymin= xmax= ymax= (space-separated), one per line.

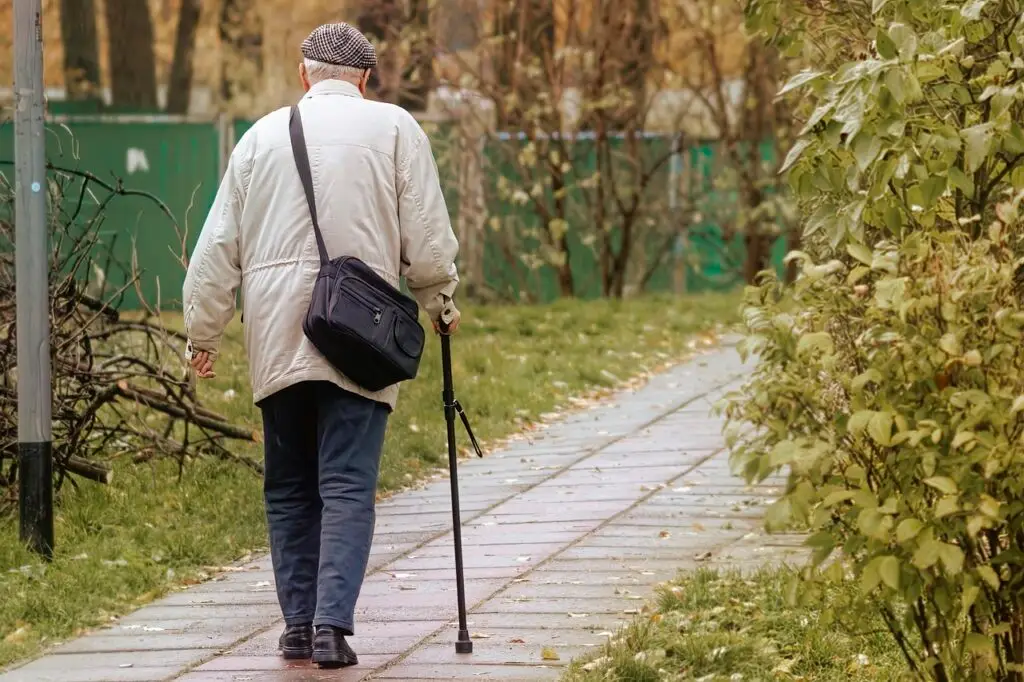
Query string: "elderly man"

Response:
xmin=182 ymin=23 xmax=460 ymax=669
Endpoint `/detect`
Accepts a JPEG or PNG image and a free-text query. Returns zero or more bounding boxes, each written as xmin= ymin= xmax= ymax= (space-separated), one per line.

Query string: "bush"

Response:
xmin=726 ymin=0 xmax=1024 ymax=679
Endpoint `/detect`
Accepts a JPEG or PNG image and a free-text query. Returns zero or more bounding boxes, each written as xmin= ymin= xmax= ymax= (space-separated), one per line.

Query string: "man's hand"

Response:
xmin=433 ymin=303 xmax=461 ymax=335
xmin=190 ymin=350 xmax=217 ymax=379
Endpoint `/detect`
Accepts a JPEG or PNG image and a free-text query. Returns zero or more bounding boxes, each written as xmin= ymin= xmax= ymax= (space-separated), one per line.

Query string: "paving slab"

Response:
xmin=0 ymin=344 xmax=810 ymax=682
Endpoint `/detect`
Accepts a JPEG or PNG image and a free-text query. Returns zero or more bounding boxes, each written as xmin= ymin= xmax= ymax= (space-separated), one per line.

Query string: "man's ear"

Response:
xmin=299 ymin=62 xmax=311 ymax=92
xmin=358 ymin=69 xmax=370 ymax=95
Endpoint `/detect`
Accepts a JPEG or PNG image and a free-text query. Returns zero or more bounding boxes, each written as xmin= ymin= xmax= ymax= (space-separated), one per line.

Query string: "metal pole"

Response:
xmin=669 ymin=136 xmax=688 ymax=295
xmin=14 ymin=0 xmax=54 ymax=558
xmin=440 ymin=330 xmax=472 ymax=654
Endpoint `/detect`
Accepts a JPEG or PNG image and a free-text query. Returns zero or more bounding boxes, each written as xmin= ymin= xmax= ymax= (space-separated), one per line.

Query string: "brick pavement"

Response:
xmin=0 ymin=343 xmax=804 ymax=682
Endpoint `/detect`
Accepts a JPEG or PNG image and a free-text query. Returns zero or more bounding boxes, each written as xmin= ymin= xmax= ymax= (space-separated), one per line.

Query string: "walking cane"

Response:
xmin=439 ymin=308 xmax=483 ymax=654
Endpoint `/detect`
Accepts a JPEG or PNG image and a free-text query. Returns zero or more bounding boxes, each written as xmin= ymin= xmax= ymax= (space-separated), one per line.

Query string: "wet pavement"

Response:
xmin=0 ymin=343 xmax=804 ymax=682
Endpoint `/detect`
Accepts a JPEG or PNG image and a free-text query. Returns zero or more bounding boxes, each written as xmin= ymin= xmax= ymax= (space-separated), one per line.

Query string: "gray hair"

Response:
xmin=303 ymin=58 xmax=367 ymax=84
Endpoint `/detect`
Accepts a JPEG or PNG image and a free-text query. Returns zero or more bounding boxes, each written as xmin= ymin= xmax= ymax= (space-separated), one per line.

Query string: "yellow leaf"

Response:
xmin=867 ymin=411 xmax=894 ymax=446
xmin=541 ymin=647 xmax=560 ymax=661
xmin=935 ymin=495 xmax=959 ymax=518
xmin=880 ymin=555 xmax=900 ymax=590
xmin=924 ymin=477 xmax=958 ymax=495
xmin=939 ymin=333 xmax=961 ymax=356
xmin=896 ymin=518 xmax=924 ymax=543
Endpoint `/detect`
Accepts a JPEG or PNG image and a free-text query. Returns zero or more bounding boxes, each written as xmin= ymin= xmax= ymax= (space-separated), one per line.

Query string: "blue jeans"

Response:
xmin=259 ymin=381 xmax=389 ymax=634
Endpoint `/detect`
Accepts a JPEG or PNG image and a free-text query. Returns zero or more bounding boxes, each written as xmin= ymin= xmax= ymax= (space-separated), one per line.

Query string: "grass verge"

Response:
xmin=0 ymin=293 xmax=739 ymax=668
xmin=563 ymin=568 xmax=907 ymax=681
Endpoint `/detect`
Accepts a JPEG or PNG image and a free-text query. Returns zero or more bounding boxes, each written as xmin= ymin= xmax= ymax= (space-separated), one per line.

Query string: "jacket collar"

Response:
xmin=303 ymin=80 xmax=364 ymax=100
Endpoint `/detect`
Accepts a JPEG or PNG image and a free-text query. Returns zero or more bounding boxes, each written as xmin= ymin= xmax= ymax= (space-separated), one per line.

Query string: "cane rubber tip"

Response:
xmin=455 ymin=640 xmax=473 ymax=654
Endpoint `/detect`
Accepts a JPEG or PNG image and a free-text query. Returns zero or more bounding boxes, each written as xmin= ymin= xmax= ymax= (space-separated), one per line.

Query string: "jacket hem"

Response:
xmin=253 ymin=366 xmax=398 ymax=409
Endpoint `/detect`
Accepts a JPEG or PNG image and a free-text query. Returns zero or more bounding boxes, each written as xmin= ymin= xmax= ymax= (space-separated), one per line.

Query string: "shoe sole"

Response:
xmin=312 ymin=651 xmax=358 ymax=668
xmin=281 ymin=646 xmax=313 ymax=660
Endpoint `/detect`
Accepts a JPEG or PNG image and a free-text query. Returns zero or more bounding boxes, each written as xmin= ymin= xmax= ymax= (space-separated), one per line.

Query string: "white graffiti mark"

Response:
xmin=126 ymin=148 xmax=150 ymax=174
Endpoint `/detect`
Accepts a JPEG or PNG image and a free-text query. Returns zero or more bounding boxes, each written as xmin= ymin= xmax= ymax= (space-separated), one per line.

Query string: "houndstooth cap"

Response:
xmin=301 ymin=23 xmax=377 ymax=69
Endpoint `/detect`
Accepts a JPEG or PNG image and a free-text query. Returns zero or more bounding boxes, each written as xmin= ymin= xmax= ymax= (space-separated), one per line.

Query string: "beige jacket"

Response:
xmin=183 ymin=80 xmax=459 ymax=407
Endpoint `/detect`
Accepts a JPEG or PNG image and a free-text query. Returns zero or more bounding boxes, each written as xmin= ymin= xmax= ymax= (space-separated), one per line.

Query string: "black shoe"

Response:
xmin=278 ymin=623 xmax=313 ymax=660
xmin=312 ymin=625 xmax=359 ymax=669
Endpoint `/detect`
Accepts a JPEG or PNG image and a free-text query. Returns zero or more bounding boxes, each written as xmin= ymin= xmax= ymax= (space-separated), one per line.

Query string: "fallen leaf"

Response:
xmin=471 ymin=632 xmax=492 ymax=639
xmin=4 ymin=626 xmax=29 ymax=643
xmin=541 ymin=647 xmax=560 ymax=661
xmin=509 ymin=638 xmax=526 ymax=644
xmin=659 ymin=530 xmax=671 ymax=538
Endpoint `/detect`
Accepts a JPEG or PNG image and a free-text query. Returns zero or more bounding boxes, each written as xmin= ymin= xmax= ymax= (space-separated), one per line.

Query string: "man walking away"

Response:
xmin=182 ymin=22 xmax=461 ymax=669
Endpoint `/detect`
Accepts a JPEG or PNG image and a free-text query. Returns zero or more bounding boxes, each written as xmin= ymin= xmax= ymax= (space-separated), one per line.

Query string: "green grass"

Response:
xmin=0 ymin=293 xmax=738 ymax=668
xmin=563 ymin=569 xmax=908 ymax=682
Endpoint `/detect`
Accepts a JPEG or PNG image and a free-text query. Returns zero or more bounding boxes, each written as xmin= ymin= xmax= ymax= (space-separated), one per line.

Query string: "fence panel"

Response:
xmin=0 ymin=118 xmax=219 ymax=309
xmin=1 ymin=116 xmax=785 ymax=310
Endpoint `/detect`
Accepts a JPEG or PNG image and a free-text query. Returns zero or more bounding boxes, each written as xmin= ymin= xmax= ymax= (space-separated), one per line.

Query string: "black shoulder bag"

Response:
xmin=288 ymin=105 xmax=425 ymax=392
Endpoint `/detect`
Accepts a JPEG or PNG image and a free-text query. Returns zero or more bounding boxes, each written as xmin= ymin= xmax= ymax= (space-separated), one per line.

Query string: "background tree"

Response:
xmin=59 ymin=0 xmax=102 ymax=101
xmin=431 ymin=0 xmax=788 ymax=299
xmin=492 ymin=0 xmax=556 ymax=131
xmin=357 ymin=0 xmax=402 ymax=102
xmin=669 ymin=0 xmax=794 ymax=284
xmin=104 ymin=0 xmax=159 ymax=110
xmin=167 ymin=0 xmax=203 ymax=114
xmin=399 ymin=0 xmax=434 ymax=111
xmin=219 ymin=0 xmax=264 ymax=111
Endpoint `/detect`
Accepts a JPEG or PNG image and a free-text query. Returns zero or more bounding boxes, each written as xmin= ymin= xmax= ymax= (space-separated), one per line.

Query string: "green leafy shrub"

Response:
xmin=726 ymin=0 xmax=1024 ymax=679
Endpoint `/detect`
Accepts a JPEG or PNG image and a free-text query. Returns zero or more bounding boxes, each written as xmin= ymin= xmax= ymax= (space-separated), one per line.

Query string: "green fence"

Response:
xmin=0 ymin=117 xmax=219 ymax=309
xmin=1 ymin=116 xmax=784 ymax=309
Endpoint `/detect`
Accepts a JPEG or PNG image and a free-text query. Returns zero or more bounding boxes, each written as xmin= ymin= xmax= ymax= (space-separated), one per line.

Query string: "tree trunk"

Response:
xmin=556 ymin=253 xmax=575 ymax=298
xmin=784 ymin=226 xmax=801 ymax=284
xmin=398 ymin=0 xmax=433 ymax=112
xmin=104 ymin=0 xmax=158 ymax=110
xmin=60 ymin=0 xmax=102 ymax=100
xmin=167 ymin=0 xmax=202 ymax=114
xmin=743 ymin=230 xmax=770 ymax=284
xmin=219 ymin=0 xmax=263 ymax=107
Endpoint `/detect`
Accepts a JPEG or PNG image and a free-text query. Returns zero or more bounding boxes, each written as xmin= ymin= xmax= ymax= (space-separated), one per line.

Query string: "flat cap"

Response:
xmin=301 ymin=23 xmax=377 ymax=69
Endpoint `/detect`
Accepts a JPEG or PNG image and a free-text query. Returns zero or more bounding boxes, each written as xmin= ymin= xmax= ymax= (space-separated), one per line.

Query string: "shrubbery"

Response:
xmin=727 ymin=0 xmax=1024 ymax=678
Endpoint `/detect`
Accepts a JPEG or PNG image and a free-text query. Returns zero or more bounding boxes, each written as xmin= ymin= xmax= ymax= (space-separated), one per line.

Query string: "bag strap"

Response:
xmin=289 ymin=105 xmax=330 ymax=266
